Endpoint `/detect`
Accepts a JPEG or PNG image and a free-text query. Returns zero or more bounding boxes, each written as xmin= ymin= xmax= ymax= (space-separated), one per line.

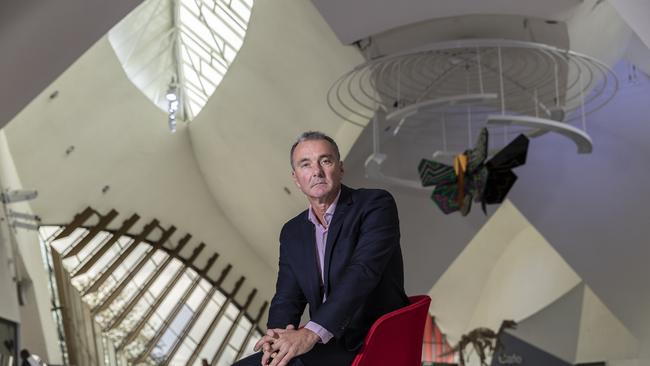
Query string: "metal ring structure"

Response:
xmin=327 ymin=39 xmax=618 ymax=134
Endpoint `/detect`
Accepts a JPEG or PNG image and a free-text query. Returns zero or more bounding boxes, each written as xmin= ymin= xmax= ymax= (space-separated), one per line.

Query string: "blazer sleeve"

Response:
xmin=267 ymin=224 xmax=307 ymax=329
xmin=310 ymin=190 xmax=400 ymax=338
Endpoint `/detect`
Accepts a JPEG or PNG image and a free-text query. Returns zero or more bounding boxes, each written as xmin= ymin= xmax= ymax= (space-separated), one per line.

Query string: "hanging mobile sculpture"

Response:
xmin=418 ymin=128 xmax=529 ymax=216
xmin=327 ymin=39 xmax=618 ymax=216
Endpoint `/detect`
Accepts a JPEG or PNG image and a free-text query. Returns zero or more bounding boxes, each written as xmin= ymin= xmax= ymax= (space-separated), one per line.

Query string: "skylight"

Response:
xmin=109 ymin=0 xmax=253 ymax=126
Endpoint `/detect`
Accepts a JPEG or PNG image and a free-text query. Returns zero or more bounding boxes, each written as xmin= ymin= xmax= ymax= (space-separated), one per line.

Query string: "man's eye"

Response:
xmin=321 ymin=159 xmax=332 ymax=165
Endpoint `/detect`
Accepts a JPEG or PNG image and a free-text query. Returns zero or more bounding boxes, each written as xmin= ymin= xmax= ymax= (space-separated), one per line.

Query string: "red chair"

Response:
xmin=351 ymin=295 xmax=431 ymax=366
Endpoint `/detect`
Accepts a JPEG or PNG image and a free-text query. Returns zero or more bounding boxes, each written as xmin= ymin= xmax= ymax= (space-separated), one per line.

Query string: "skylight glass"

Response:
xmin=109 ymin=0 xmax=254 ymax=123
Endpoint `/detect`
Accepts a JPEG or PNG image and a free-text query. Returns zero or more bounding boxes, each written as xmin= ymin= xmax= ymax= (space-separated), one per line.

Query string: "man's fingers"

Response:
xmin=268 ymin=351 xmax=282 ymax=366
xmin=261 ymin=335 xmax=272 ymax=341
xmin=268 ymin=346 xmax=291 ymax=366
xmin=254 ymin=340 xmax=270 ymax=352
xmin=266 ymin=329 xmax=280 ymax=339
xmin=262 ymin=348 xmax=278 ymax=366
xmin=269 ymin=340 xmax=282 ymax=352
xmin=254 ymin=339 xmax=263 ymax=352
xmin=274 ymin=349 xmax=295 ymax=366
xmin=261 ymin=350 xmax=271 ymax=366
xmin=275 ymin=349 xmax=296 ymax=366
xmin=254 ymin=337 xmax=271 ymax=352
xmin=255 ymin=335 xmax=273 ymax=351
xmin=262 ymin=335 xmax=277 ymax=343
xmin=285 ymin=324 xmax=295 ymax=330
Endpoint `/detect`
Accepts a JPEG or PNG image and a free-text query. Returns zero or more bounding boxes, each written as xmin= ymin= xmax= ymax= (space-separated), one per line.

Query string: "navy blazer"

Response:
xmin=268 ymin=185 xmax=409 ymax=351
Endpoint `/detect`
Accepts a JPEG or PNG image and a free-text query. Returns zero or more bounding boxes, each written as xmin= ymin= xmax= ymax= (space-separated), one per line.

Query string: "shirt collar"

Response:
xmin=307 ymin=188 xmax=341 ymax=228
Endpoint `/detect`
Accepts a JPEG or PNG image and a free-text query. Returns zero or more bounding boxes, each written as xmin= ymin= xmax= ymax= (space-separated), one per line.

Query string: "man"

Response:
xmin=233 ymin=131 xmax=408 ymax=366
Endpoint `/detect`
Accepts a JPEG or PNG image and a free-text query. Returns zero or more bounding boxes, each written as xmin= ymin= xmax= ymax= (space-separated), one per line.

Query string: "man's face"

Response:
xmin=291 ymin=139 xmax=344 ymax=202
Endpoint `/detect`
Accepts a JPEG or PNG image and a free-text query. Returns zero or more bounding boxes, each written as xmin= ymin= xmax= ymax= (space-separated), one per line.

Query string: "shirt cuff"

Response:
xmin=304 ymin=321 xmax=334 ymax=344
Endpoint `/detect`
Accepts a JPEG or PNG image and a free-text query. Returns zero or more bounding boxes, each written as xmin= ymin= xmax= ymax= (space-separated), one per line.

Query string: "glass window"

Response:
xmin=216 ymin=345 xmax=238 ymax=366
xmin=242 ymin=334 xmax=261 ymax=359
xmin=195 ymin=316 xmax=233 ymax=363
xmin=187 ymin=296 xmax=221 ymax=343
xmin=108 ymin=0 xmax=255 ymax=121
xmin=229 ymin=317 xmax=251 ymax=349
xmin=40 ymin=224 xmax=264 ymax=366
xmin=224 ymin=302 xmax=239 ymax=321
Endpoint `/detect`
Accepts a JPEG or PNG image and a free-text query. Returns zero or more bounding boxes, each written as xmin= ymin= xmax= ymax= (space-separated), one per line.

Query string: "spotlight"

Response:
xmin=165 ymin=87 xmax=178 ymax=101
xmin=166 ymin=78 xmax=180 ymax=133
xmin=168 ymin=116 xmax=177 ymax=133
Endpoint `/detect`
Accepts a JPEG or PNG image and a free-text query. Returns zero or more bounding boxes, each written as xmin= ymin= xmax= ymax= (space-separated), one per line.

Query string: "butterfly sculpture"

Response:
xmin=418 ymin=128 xmax=529 ymax=216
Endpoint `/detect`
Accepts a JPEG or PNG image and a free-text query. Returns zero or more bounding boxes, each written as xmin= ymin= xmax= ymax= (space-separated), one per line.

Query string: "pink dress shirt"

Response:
xmin=303 ymin=190 xmax=341 ymax=344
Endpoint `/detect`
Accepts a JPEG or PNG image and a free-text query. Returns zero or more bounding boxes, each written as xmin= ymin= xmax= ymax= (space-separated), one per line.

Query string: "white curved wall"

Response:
xmin=0 ymin=131 xmax=62 ymax=363
xmin=187 ymin=0 xmax=364 ymax=269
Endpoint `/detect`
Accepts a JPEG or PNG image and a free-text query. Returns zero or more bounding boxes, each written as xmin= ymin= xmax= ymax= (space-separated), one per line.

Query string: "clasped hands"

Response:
xmin=253 ymin=324 xmax=320 ymax=366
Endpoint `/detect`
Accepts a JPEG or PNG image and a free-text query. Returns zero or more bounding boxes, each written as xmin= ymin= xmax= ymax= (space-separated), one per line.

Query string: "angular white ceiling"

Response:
xmin=426 ymin=200 xmax=581 ymax=344
xmin=509 ymin=283 xmax=639 ymax=363
xmin=0 ymin=0 xmax=144 ymax=128
xmin=310 ymin=0 xmax=582 ymax=44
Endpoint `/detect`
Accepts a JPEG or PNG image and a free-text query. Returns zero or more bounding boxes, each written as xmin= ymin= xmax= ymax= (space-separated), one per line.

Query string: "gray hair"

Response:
xmin=290 ymin=131 xmax=340 ymax=169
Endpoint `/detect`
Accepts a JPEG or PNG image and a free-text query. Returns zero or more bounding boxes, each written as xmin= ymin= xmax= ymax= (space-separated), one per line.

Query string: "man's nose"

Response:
xmin=312 ymin=164 xmax=324 ymax=177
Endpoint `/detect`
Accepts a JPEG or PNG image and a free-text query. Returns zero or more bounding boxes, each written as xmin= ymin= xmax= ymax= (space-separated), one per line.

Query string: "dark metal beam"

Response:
xmin=160 ymin=264 xmax=232 ymax=366
xmin=234 ymin=300 xmax=268 ymax=361
xmin=82 ymin=220 xmax=163 ymax=298
xmin=53 ymin=207 xmax=95 ymax=241
xmin=72 ymin=213 xmax=140 ymax=276
xmin=133 ymin=275 xmax=203 ymax=363
xmin=210 ymin=288 xmax=257 ymax=366
xmin=186 ymin=242 xmax=206 ymax=264
xmin=105 ymin=255 xmax=175 ymax=331
xmin=64 ymin=209 xmax=119 ymax=259
xmin=118 ymin=265 xmax=186 ymax=351
xmin=185 ymin=276 xmax=245 ymax=366
xmin=50 ymin=249 xmax=79 ymax=366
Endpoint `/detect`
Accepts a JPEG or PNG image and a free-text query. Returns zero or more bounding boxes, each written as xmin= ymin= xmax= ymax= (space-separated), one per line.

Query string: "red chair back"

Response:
xmin=351 ymin=295 xmax=431 ymax=366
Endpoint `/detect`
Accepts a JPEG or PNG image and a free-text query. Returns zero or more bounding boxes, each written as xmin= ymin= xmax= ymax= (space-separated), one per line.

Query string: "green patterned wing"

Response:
xmin=418 ymin=158 xmax=462 ymax=214
xmin=418 ymin=159 xmax=456 ymax=187
xmin=431 ymin=182 xmax=461 ymax=214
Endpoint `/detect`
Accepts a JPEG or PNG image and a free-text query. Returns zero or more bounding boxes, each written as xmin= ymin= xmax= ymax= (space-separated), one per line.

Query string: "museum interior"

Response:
xmin=1 ymin=0 xmax=649 ymax=365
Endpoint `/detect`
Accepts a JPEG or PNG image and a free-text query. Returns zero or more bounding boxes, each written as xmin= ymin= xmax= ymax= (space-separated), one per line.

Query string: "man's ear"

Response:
xmin=291 ymin=170 xmax=301 ymax=188
xmin=340 ymin=161 xmax=345 ymax=175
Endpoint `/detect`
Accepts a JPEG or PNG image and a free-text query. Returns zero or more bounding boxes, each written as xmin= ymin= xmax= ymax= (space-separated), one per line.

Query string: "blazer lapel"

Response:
xmin=323 ymin=185 xmax=353 ymax=296
xmin=299 ymin=213 xmax=322 ymax=306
